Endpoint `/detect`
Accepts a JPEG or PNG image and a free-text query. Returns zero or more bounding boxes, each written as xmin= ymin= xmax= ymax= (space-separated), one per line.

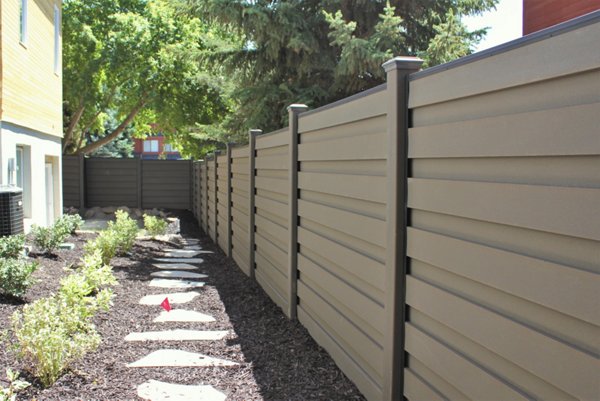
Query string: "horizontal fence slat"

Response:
xmin=299 ymin=172 xmax=386 ymax=203
xmin=299 ymin=132 xmax=386 ymax=161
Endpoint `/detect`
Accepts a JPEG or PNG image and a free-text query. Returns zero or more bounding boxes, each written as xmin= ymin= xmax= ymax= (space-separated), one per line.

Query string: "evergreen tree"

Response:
xmin=190 ymin=0 xmax=496 ymax=136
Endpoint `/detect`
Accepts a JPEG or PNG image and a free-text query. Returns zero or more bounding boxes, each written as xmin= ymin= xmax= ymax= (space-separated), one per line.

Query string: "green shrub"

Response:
xmin=0 ymin=369 xmax=30 ymax=401
xmin=30 ymin=225 xmax=68 ymax=255
xmin=55 ymin=214 xmax=83 ymax=235
xmin=79 ymin=249 xmax=117 ymax=291
xmin=0 ymin=259 xmax=38 ymax=298
xmin=0 ymin=235 xmax=25 ymax=259
xmin=84 ymin=229 xmax=118 ymax=265
xmin=143 ymin=214 xmax=168 ymax=237
xmin=109 ymin=210 xmax=138 ymax=254
xmin=11 ymin=296 xmax=101 ymax=387
xmin=57 ymin=274 xmax=114 ymax=328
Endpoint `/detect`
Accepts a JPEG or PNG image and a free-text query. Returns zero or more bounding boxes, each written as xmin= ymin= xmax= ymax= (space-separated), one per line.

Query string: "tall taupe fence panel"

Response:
xmin=230 ymin=145 xmax=251 ymax=275
xmin=191 ymin=162 xmax=199 ymax=219
xmin=206 ymin=155 xmax=217 ymax=242
xmin=216 ymin=153 xmax=229 ymax=254
xmin=62 ymin=155 xmax=83 ymax=208
xmin=62 ymin=157 xmax=192 ymax=210
xmin=402 ymin=17 xmax=600 ymax=401
xmin=295 ymin=86 xmax=389 ymax=401
xmin=142 ymin=160 xmax=191 ymax=209
xmin=200 ymin=161 xmax=208 ymax=233
xmin=193 ymin=13 xmax=600 ymax=401
xmin=253 ymin=128 xmax=290 ymax=314
xmin=86 ymin=158 xmax=139 ymax=207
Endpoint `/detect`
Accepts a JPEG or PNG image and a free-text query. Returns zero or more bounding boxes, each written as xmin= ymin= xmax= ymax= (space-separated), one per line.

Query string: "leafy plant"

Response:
xmin=143 ymin=214 xmax=168 ymax=237
xmin=0 ymin=235 xmax=25 ymax=259
xmin=0 ymin=369 xmax=30 ymax=401
xmin=84 ymin=229 xmax=118 ymax=265
xmin=108 ymin=210 xmax=139 ymax=255
xmin=12 ymin=296 xmax=101 ymax=387
xmin=0 ymin=259 xmax=38 ymax=298
xmin=56 ymin=214 xmax=84 ymax=235
xmin=30 ymin=225 xmax=68 ymax=255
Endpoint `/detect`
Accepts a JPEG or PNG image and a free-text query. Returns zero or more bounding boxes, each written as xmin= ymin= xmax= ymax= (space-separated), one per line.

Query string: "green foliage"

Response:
xmin=62 ymin=0 xmax=237 ymax=156
xmin=11 ymin=296 xmax=101 ymax=387
xmin=31 ymin=214 xmax=81 ymax=254
xmin=0 ymin=259 xmax=38 ymax=298
xmin=0 ymin=369 xmax=30 ymax=401
xmin=143 ymin=214 xmax=168 ymax=237
xmin=192 ymin=0 xmax=497 ymax=137
xmin=108 ymin=210 xmax=139 ymax=254
xmin=84 ymin=229 xmax=118 ymax=265
xmin=0 ymin=235 xmax=25 ymax=259
xmin=55 ymin=214 xmax=84 ymax=236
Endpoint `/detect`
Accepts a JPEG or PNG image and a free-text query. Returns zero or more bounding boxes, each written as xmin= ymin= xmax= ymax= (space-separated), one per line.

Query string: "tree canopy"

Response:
xmin=62 ymin=0 xmax=236 ymax=156
xmin=190 ymin=0 xmax=496 ymax=136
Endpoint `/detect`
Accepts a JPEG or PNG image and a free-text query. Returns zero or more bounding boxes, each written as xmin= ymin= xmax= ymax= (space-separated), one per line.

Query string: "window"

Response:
xmin=19 ymin=0 xmax=28 ymax=44
xmin=164 ymin=143 xmax=176 ymax=152
xmin=54 ymin=5 xmax=61 ymax=73
xmin=143 ymin=140 xmax=159 ymax=152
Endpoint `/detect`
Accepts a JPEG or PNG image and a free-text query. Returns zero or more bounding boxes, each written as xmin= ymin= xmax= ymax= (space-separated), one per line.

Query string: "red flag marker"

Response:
xmin=160 ymin=297 xmax=171 ymax=312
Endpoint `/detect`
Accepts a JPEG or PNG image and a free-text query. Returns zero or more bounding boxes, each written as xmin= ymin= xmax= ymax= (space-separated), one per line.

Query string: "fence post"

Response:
xmin=287 ymin=104 xmax=308 ymax=320
xmin=248 ymin=129 xmax=261 ymax=280
xmin=382 ymin=56 xmax=423 ymax=401
xmin=226 ymin=144 xmax=233 ymax=257
xmin=78 ymin=153 xmax=86 ymax=210
xmin=137 ymin=157 xmax=143 ymax=210
xmin=204 ymin=159 xmax=209 ymax=233
xmin=213 ymin=151 xmax=220 ymax=243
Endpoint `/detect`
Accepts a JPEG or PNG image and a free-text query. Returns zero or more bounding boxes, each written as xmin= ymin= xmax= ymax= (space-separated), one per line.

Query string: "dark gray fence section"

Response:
xmin=62 ymin=156 xmax=192 ymax=210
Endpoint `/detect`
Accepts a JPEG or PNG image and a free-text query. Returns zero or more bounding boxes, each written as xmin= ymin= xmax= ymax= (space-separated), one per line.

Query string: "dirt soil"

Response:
xmin=0 ymin=211 xmax=366 ymax=401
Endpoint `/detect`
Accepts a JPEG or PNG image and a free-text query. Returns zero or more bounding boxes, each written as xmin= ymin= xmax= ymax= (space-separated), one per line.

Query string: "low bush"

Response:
xmin=109 ymin=210 xmax=139 ymax=254
xmin=0 ymin=235 xmax=25 ymax=259
xmin=55 ymin=214 xmax=83 ymax=235
xmin=0 ymin=258 xmax=38 ymax=298
xmin=0 ymin=369 xmax=30 ymax=401
xmin=78 ymin=249 xmax=117 ymax=292
xmin=143 ymin=214 xmax=168 ymax=237
xmin=84 ymin=229 xmax=118 ymax=265
xmin=11 ymin=296 xmax=101 ymax=387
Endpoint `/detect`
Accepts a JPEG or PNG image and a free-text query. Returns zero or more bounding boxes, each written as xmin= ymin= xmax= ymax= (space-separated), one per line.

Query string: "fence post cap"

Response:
xmin=249 ymin=129 xmax=262 ymax=136
xmin=382 ymin=56 xmax=424 ymax=73
xmin=287 ymin=104 xmax=309 ymax=112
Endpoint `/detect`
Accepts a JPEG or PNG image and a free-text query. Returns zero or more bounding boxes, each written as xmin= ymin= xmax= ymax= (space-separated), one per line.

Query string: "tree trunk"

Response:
xmin=76 ymin=98 xmax=147 ymax=155
xmin=62 ymin=103 xmax=85 ymax=153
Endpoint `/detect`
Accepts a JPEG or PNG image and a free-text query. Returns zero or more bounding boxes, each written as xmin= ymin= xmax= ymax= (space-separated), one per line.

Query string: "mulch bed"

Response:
xmin=0 ymin=211 xmax=366 ymax=401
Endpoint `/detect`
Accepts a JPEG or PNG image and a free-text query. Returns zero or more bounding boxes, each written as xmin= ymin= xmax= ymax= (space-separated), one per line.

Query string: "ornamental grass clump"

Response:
xmin=143 ymin=214 xmax=168 ymax=237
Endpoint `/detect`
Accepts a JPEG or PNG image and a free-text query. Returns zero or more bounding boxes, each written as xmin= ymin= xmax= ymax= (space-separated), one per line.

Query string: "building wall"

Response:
xmin=1 ymin=0 xmax=63 ymax=137
xmin=133 ymin=135 xmax=182 ymax=159
xmin=0 ymin=0 xmax=63 ymax=230
xmin=523 ymin=0 xmax=600 ymax=34
xmin=0 ymin=122 xmax=62 ymax=230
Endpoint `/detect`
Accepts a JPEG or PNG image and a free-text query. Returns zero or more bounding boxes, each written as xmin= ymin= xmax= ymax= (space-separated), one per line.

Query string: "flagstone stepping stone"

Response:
xmin=183 ymin=245 xmax=203 ymax=250
xmin=128 ymin=349 xmax=238 ymax=368
xmin=149 ymin=279 xmax=205 ymax=289
xmin=151 ymin=271 xmax=208 ymax=279
xmin=138 ymin=380 xmax=226 ymax=401
xmin=139 ymin=292 xmax=201 ymax=305
xmin=125 ymin=330 xmax=228 ymax=342
xmin=181 ymin=239 xmax=200 ymax=244
xmin=154 ymin=309 xmax=215 ymax=323
xmin=153 ymin=263 xmax=199 ymax=271
xmin=154 ymin=258 xmax=204 ymax=264
xmin=162 ymin=249 xmax=202 ymax=258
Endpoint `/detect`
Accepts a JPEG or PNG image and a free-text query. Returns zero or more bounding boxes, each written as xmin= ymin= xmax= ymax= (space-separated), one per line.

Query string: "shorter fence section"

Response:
xmin=62 ymin=156 xmax=192 ymax=210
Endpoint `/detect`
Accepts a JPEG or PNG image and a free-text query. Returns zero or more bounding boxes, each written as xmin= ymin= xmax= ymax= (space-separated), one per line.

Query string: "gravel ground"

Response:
xmin=0 ymin=211 xmax=366 ymax=401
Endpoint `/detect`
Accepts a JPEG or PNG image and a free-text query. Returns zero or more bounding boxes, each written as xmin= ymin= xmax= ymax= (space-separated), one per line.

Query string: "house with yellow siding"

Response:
xmin=0 ymin=0 xmax=62 ymax=229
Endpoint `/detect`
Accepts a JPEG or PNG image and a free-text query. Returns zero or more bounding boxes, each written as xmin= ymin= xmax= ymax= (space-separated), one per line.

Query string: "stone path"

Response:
xmin=127 ymin=237 xmax=232 ymax=400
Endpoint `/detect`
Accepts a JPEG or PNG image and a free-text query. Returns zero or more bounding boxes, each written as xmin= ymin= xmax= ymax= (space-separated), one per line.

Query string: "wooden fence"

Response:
xmin=194 ymin=13 xmax=600 ymax=401
xmin=63 ymin=156 xmax=192 ymax=210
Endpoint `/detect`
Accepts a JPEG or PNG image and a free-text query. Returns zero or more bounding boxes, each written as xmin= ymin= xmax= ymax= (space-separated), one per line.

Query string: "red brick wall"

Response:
xmin=523 ymin=0 xmax=600 ymax=35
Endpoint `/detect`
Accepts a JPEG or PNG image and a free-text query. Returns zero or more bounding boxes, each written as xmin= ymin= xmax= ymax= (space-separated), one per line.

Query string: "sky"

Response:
xmin=463 ymin=0 xmax=523 ymax=52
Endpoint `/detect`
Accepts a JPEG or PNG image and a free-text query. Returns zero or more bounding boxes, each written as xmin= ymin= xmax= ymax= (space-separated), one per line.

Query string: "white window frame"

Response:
xmin=164 ymin=143 xmax=175 ymax=152
xmin=20 ymin=0 xmax=28 ymax=45
xmin=143 ymin=140 xmax=159 ymax=153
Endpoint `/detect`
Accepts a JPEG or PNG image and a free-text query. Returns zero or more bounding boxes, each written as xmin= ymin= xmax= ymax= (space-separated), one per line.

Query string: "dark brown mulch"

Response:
xmin=0 ymin=211 xmax=366 ymax=401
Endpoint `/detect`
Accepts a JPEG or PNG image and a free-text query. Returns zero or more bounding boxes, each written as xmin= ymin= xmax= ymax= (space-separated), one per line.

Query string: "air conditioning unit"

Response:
xmin=0 ymin=186 xmax=24 ymax=236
